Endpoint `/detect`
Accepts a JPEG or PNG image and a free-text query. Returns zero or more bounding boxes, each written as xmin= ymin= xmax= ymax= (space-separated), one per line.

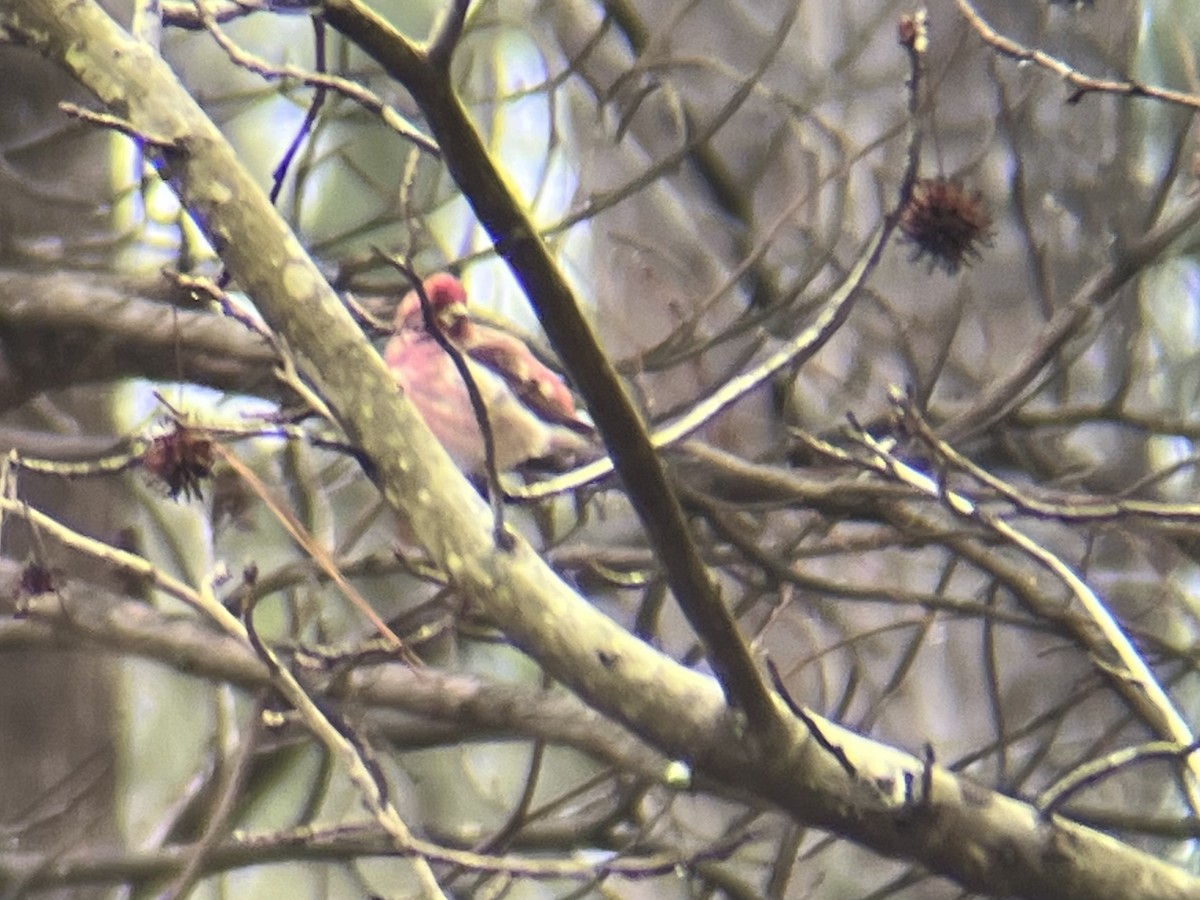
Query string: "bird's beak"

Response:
xmin=436 ymin=301 xmax=470 ymax=334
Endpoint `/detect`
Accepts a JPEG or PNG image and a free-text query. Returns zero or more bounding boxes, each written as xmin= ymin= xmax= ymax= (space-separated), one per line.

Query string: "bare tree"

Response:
xmin=1 ymin=0 xmax=1200 ymax=898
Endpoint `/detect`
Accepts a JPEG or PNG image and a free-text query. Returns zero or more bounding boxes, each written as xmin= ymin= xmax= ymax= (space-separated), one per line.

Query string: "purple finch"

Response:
xmin=384 ymin=273 xmax=595 ymax=474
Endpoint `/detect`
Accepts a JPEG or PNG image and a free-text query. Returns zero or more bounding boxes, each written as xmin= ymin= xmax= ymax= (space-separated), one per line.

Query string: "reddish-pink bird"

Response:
xmin=384 ymin=273 xmax=595 ymax=474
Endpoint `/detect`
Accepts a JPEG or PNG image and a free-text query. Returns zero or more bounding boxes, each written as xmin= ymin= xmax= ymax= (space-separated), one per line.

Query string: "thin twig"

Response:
xmin=269 ymin=13 xmax=328 ymax=206
xmin=766 ymin=659 xmax=857 ymax=780
xmin=161 ymin=0 xmax=293 ymax=29
xmin=955 ymin=0 xmax=1200 ymax=112
xmin=941 ymin=185 xmax=1200 ymax=442
xmin=190 ymin=0 xmax=437 ymax=155
xmin=1039 ymin=739 xmax=1200 ymax=818
xmin=58 ymin=102 xmax=180 ymax=148
xmin=427 ymin=0 xmax=470 ymax=71
xmin=899 ymin=391 xmax=1200 ymax=525
xmin=166 ymin=270 xmax=275 ymax=342
xmin=214 ymin=444 xmax=423 ymax=664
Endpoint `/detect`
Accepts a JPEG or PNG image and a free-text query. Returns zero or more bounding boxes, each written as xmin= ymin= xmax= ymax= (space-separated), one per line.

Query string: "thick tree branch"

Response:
xmin=0 ymin=269 xmax=282 ymax=409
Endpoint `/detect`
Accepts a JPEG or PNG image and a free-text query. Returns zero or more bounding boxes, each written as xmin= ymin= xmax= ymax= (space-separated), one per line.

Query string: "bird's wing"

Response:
xmin=465 ymin=326 xmax=596 ymax=436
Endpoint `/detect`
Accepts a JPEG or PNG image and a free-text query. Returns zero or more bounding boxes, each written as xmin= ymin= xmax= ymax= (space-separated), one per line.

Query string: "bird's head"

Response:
xmin=395 ymin=273 xmax=471 ymax=340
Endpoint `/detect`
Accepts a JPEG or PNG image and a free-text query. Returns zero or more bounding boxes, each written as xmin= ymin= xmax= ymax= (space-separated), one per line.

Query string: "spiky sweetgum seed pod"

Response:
xmin=19 ymin=562 xmax=55 ymax=597
xmin=143 ymin=423 xmax=216 ymax=501
xmin=899 ymin=177 xmax=992 ymax=274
